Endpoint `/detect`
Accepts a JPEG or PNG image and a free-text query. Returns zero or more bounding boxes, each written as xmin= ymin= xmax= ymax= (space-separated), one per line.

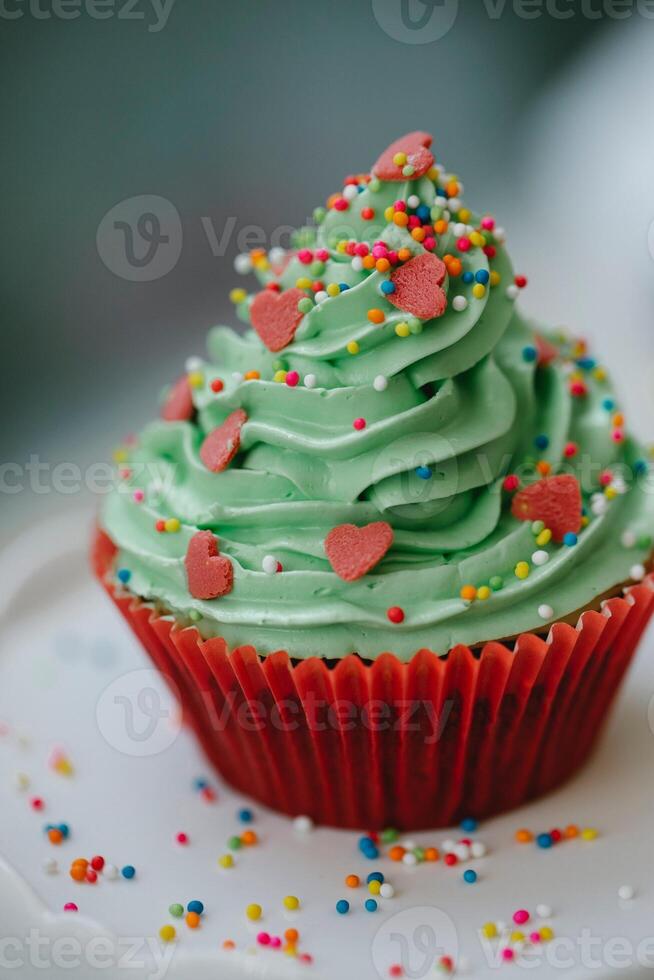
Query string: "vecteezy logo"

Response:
xmin=96 ymin=668 xmax=182 ymax=756
xmin=372 ymin=0 xmax=459 ymax=44
xmin=371 ymin=906 xmax=459 ymax=979
xmin=96 ymin=194 xmax=182 ymax=281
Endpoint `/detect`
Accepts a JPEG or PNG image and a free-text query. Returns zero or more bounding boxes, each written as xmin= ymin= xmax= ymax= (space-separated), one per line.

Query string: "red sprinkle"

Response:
xmin=210 ymin=378 xmax=224 ymax=393
xmin=387 ymin=606 xmax=405 ymax=624
xmin=90 ymin=856 xmax=105 ymax=872
xmin=503 ymin=474 xmax=520 ymax=492
xmin=515 ymin=275 xmax=528 ymax=288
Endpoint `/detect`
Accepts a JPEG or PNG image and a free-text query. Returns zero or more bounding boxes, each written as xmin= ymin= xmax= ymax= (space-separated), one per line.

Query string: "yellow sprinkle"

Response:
xmin=384 ymin=206 xmax=395 ymax=222
xmin=346 ymin=340 xmax=360 ymax=355
xmin=283 ymin=895 xmax=300 ymax=911
xmin=229 ymin=288 xmax=247 ymax=304
xmin=427 ymin=167 xmax=439 ymax=181
xmin=273 ymin=370 xmax=287 ymax=383
xmin=511 ymin=931 xmax=525 ymax=943
xmin=581 ymin=515 xmax=589 ymax=527
xmin=458 ymin=208 xmax=471 ymax=223
xmin=336 ymin=240 xmax=347 ymax=253
xmin=112 ymin=448 xmax=128 ymax=464
xmin=246 ymin=904 xmax=262 ymax=921
xmin=539 ymin=926 xmax=554 ymax=942
xmin=472 ymin=283 xmax=486 ymax=299
xmin=164 ymin=518 xmax=180 ymax=533
xmin=581 ymin=827 xmax=598 ymax=841
xmin=469 ymin=231 xmax=485 ymax=247
xmin=476 ymin=586 xmax=491 ymax=601
xmin=593 ymin=367 xmax=607 ymax=381
xmin=604 ymin=486 xmax=617 ymax=500
xmin=481 ymin=922 xmax=497 ymax=939
xmin=536 ymin=529 xmax=552 ymax=547
xmin=218 ymin=854 xmax=233 ymax=869
xmin=395 ymin=322 xmax=410 ymax=338
xmin=187 ymin=371 xmax=204 ymax=388
xmin=159 ymin=925 xmax=176 ymax=943
xmin=295 ymin=277 xmax=312 ymax=290
xmin=368 ymin=880 xmax=381 ymax=896
xmin=392 ymin=152 xmax=407 ymax=166
xmin=515 ymin=561 xmax=530 ymax=580
xmin=326 ymin=283 xmax=340 ymax=297
xmin=489 ymin=270 xmax=501 ymax=287
xmin=253 ymin=257 xmax=269 ymax=271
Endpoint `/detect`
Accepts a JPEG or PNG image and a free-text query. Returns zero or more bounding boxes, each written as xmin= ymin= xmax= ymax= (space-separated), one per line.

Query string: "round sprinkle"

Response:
xmin=367 ymin=309 xmax=385 ymax=325
xmin=536 ymin=833 xmax=553 ymax=849
xmin=470 ymin=841 xmax=487 ymax=858
xmin=121 ymin=865 xmax=135 ymax=880
xmin=463 ymin=869 xmax=477 ymax=884
xmin=186 ymin=911 xmax=200 ymax=929
xmin=304 ymin=374 xmax=317 ymax=389
xmin=228 ymin=835 xmax=242 ymax=850
xmin=262 ymin=555 xmax=279 ymax=575
xmin=618 ymin=885 xmax=635 ymax=901
xmin=563 ymin=532 xmax=578 ymax=547
xmin=238 ymin=808 xmax=253 ymax=823
xmin=63 ymin=903 xmax=78 ymax=912
xmin=373 ymin=375 xmax=388 ymax=392
xmin=346 ymin=340 xmax=360 ymax=355
xmin=536 ymin=904 xmax=552 ymax=918
xmin=515 ymin=828 xmax=533 ymax=843
xmin=169 ymin=904 xmax=184 ymax=918
xmin=293 ymin=815 xmax=314 ymax=833
xmin=621 ymin=530 xmax=637 ymax=548
xmin=513 ymin=909 xmax=530 ymax=925
xmin=532 ymin=550 xmax=549 ymax=566
xmin=103 ymin=864 xmax=118 ymax=880
xmin=515 ymin=561 xmax=530 ymax=580
xmin=159 ymin=925 xmax=176 ymax=943
xmin=489 ymin=575 xmax=504 ymax=591
xmin=630 ymin=563 xmax=646 ymax=581
xmin=460 ymin=817 xmax=477 ymax=832
xmin=353 ymin=417 xmax=366 ymax=430
xmin=387 ymin=606 xmax=405 ymax=624
xmin=415 ymin=465 xmax=432 ymax=480
xmin=345 ymin=874 xmax=360 ymax=888
xmin=218 ymin=854 xmax=233 ymax=869
xmin=187 ymin=900 xmax=204 ymax=915
xmin=538 ymin=604 xmax=554 ymax=620
xmin=452 ymin=296 xmax=468 ymax=312
xmin=379 ymin=883 xmax=395 ymax=899
xmin=175 ymin=832 xmax=189 ymax=845
xmin=482 ymin=922 xmax=498 ymax=939
xmin=246 ymin=904 xmax=262 ymax=921
xmin=283 ymin=895 xmax=300 ymax=911
xmin=336 ymin=899 xmax=350 ymax=915
xmin=364 ymin=899 xmax=378 ymax=912
xmin=522 ymin=345 xmax=537 ymax=362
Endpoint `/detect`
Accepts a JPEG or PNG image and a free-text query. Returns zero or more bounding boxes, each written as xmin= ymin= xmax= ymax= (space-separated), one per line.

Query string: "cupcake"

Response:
xmin=93 ymin=131 xmax=654 ymax=830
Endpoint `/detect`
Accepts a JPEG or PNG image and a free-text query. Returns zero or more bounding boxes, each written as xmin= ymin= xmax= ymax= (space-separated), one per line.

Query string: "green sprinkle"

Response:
xmin=309 ymin=260 xmax=324 ymax=277
xmin=638 ymin=535 xmax=652 ymax=550
xmin=369 ymin=178 xmax=381 ymax=193
xmin=297 ymin=298 xmax=313 ymax=314
xmin=489 ymin=576 xmax=504 ymax=592
xmin=412 ymin=846 xmax=425 ymax=862
xmin=380 ymin=828 xmax=399 ymax=843
xmin=408 ymin=318 xmax=423 ymax=335
xmin=402 ymin=164 xmax=415 ymax=177
xmin=189 ymin=610 xmax=201 ymax=622
xmin=272 ymin=358 xmax=288 ymax=372
xmin=169 ymin=904 xmax=184 ymax=918
xmin=531 ymin=520 xmax=545 ymax=535
xmin=227 ymin=835 xmax=243 ymax=851
xmin=430 ymin=205 xmax=443 ymax=221
xmin=313 ymin=207 xmax=326 ymax=224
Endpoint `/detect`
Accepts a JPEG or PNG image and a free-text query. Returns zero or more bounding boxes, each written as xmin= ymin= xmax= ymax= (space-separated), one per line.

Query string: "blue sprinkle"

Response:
xmin=634 ymin=460 xmax=648 ymax=476
xmin=602 ymin=398 xmax=615 ymax=411
xmin=415 ymin=466 xmax=432 ymax=480
xmin=364 ymin=899 xmax=378 ymax=912
xmin=475 ymin=269 xmax=490 ymax=285
xmin=366 ymin=872 xmax=384 ymax=884
xmin=44 ymin=824 xmax=54 ymax=833
xmin=193 ymin=778 xmax=208 ymax=790
xmin=463 ymin=869 xmax=478 ymax=884
xmin=534 ymin=434 xmax=549 ymax=451
xmin=436 ymin=187 xmax=446 ymax=197
xmin=462 ymin=271 xmax=474 ymax=284
xmin=187 ymin=900 xmax=204 ymax=915
xmin=121 ymin=865 xmax=136 ymax=879
xmin=536 ymin=833 xmax=553 ymax=849
xmin=358 ymin=836 xmax=379 ymax=859
xmin=576 ymin=357 xmax=596 ymax=370
xmin=117 ymin=568 xmax=131 ymax=584
xmin=415 ymin=204 xmax=430 ymax=222
xmin=381 ymin=281 xmax=396 ymax=295
xmin=460 ymin=817 xmax=478 ymax=832
xmin=563 ymin=532 xmax=578 ymax=547
xmin=522 ymin=345 xmax=538 ymax=362
xmin=336 ymin=899 xmax=350 ymax=915
xmin=58 ymin=823 xmax=70 ymax=839
xmin=357 ymin=185 xmax=365 ymax=194
xmin=338 ymin=283 xmax=349 ymax=292
xmin=238 ymin=808 xmax=253 ymax=823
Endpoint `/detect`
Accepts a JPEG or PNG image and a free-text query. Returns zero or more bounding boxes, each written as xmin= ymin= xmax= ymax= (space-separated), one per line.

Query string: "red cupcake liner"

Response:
xmin=92 ymin=527 xmax=654 ymax=830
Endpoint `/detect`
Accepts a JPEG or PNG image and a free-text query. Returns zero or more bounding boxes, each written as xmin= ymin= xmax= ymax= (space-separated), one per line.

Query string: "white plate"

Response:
xmin=1 ymin=509 xmax=653 ymax=980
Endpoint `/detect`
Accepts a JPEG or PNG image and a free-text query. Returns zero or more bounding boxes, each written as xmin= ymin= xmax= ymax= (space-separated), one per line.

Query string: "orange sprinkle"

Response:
xmin=389 ymin=845 xmax=406 ymax=862
xmin=565 ymin=824 xmax=580 ymax=838
xmin=393 ymin=211 xmax=409 ymax=228
xmin=446 ymin=180 xmax=459 ymax=197
xmin=613 ymin=413 xmax=624 ymax=427
xmin=397 ymin=247 xmax=412 ymax=262
xmin=375 ymin=258 xmax=390 ymax=273
xmin=284 ymin=928 xmax=299 ymax=943
xmin=367 ymin=309 xmax=385 ymax=325
xmin=362 ymin=255 xmax=376 ymax=270
xmin=536 ymin=460 xmax=551 ymax=476
xmin=249 ymin=248 xmax=266 ymax=260
xmin=411 ymin=227 xmax=426 ymax=242
xmin=515 ymin=828 xmax=533 ymax=844
xmin=326 ymin=193 xmax=340 ymax=210
xmin=186 ymin=911 xmax=201 ymax=929
xmin=72 ymin=858 xmax=88 ymax=869
xmin=460 ymin=584 xmax=477 ymax=602
xmin=70 ymin=865 xmax=86 ymax=881
xmin=223 ymin=940 xmax=235 ymax=951
xmin=447 ymin=258 xmax=463 ymax=277
xmin=244 ymin=370 xmax=260 ymax=381
xmin=241 ymin=830 xmax=258 ymax=846
xmin=345 ymin=874 xmax=360 ymax=888
xmin=425 ymin=847 xmax=440 ymax=862
xmin=48 ymin=828 xmax=63 ymax=845
xmin=434 ymin=219 xmax=448 ymax=235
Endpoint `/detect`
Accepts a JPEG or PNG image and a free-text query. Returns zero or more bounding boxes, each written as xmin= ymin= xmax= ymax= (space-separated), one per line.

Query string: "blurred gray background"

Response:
xmin=1 ymin=1 xmax=652 ymax=541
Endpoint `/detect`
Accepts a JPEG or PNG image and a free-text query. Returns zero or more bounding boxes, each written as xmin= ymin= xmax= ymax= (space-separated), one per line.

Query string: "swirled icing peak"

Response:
xmin=101 ymin=131 xmax=654 ymax=660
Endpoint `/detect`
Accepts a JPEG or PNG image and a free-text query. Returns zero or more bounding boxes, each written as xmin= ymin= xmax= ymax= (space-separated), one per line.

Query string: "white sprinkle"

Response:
xmin=618 ymin=885 xmax=635 ymax=901
xmin=342 ymin=184 xmax=358 ymax=201
xmin=351 ymin=257 xmax=364 ymax=272
xmin=407 ymin=194 xmax=420 ymax=208
xmin=373 ymin=375 xmax=388 ymax=392
xmin=401 ymin=839 xmax=416 ymax=851
xmin=621 ymin=530 xmax=637 ymax=548
xmin=262 ymin=555 xmax=278 ymax=575
xmin=269 ymin=246 xmax=286 ymax=265
xmin=452 ymin=296 xmax=468 ymax=312
xmin=379 ymin=883 xmax=395 ymax=899
xmin=232 ymin=371 xmax=244 ymax=383
xmin=494 ymin=226 xmax=506 ymax=243
xmin=532 ymin=550 xmax=550 ymax=567
xmin=448 ymin=198 xmax=462 ymax=213
xmin=452 ymin=222 xmax=467 ymax=237
xmin=591 ymin=497 xmax=608 ymax=516
xmin=496 ymin=921 xmax=507 ymax=935
xmin=234 ymin=253 xmax=252 ymax=275
xmin=434 ymin=195 xmax=447 ymax=208
xmin=314 ymin=290 xmax=328 ymax=303
xmin=293 ymin=815 xmax=314 ymax=833
xmin=42 ymin=858 xmax=58 ymax=875
xmin=103 ymin=863 xmax=118 ymax=880
xmin=453 ymin=843 xmax=470 ymax=861
xmin=185 ymin=356 xmax=203 ymax=372
xmin=442 ymin=209 xmax=451 ymax=221
xmin=402 ymin=852 xmax=418 ymax=866
xmin=538 ymin=604 xmax=554 ymax=620
xmin=441 ymin=839 xmax=456 ymax=852
xmin=506 ymin=285 xmax=519 ymax=300
xmin=630 ymin=564 xmax=646 ymax=581
xmin=536 ymin=904 xmax=552 ymax=919
xmin=470 ymin=841 xmax=487 ymax=859
xmin=304 ymin=374 xmax=317 ymax=389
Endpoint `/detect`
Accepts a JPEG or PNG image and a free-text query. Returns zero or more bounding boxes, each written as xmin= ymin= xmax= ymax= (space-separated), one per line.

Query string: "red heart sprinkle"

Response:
xmin=535 ymin=334 xmax=559 ymax=367
xmin=511 ymin=474 xmax=582 ymax=542
xmin=161 ymin=376 xmax=194 ymax=422
xmin=185 ymin=530 xmax=233 ymax=600
xmin=387 ymin=253 xmax=447 ymax=320
xmin=372 ymin=131 xmax=434 ymax=182
xmin=250 ymin=287 xmax=305 ymax=352
xmin=324 ymin=521 xmax=393 ymax=581
xmin=199 ymin=409 xmax=247 ymax=472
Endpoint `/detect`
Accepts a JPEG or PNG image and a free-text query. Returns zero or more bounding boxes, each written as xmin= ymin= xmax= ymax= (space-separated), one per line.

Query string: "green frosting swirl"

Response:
xmin=101 ymin=147 xmax=654 ymax=660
